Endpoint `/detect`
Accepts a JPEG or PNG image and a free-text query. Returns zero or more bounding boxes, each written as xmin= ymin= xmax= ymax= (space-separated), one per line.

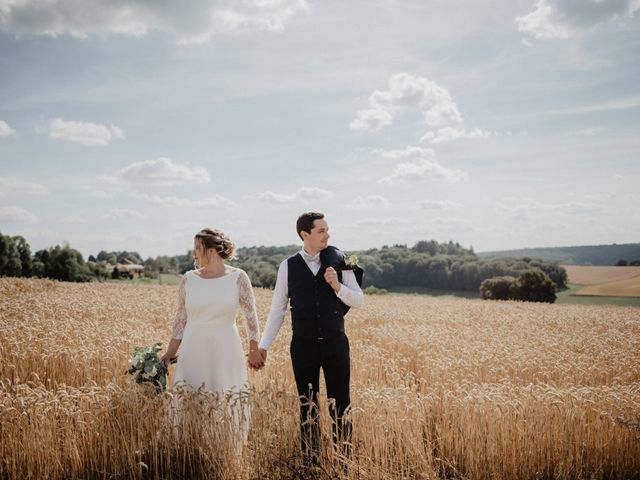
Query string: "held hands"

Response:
xmin=324 ymin=266 xmax=341 ymax=292
xmin=247 ymin=348 xmax=267 ymax=370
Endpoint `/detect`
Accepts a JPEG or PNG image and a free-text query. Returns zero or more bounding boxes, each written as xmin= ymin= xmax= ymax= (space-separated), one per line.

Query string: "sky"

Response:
xmin=0 ymin=0 xmax=639 ymax=259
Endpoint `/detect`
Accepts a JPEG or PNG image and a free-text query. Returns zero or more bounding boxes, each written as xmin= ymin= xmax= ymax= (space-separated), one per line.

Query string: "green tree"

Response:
xmin=88 ymin=261 xmax=109 ymax=281
xmin=117 ymin=251 xmax=143 ymax=264
xmin=13 ymin=235 xmax=32 ymax=277
xmin=413 ymin=240 xmax=438 ymax=256
xmin=35 ymin=244 xmax=93 ymax=282
xmin=178 ymin=251 xmax=194 ymax=274
xmin=33 ymin=249 xmax=50 ymax=277
xmin=480 ymin=276 xmax=516 ymax=300
xmin=512 ymin=269 xmax=556 ymax=303
xmin=0 ymin=233 xmax=22 ymax=276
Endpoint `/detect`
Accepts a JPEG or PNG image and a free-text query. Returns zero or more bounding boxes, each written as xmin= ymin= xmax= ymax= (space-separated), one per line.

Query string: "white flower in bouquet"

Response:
xmin=125 ymin=342 xmax=176 ymax=393
xmin=130 ymin=354 xmax=142 ymax=369
xmin=344 ymin=254 xmax=359 ymax=269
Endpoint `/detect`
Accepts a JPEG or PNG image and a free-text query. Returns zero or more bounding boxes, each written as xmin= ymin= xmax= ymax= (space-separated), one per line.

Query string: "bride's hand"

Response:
xmin=160 ymin=352 xmax=174 ymax=368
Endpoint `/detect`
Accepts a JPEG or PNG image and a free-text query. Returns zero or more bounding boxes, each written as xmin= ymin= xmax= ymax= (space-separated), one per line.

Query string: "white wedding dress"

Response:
xmin=169 ymin=267 xmax=261 ymax=446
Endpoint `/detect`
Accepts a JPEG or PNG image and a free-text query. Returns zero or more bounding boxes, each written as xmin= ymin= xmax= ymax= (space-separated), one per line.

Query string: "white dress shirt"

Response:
xmin=258 ymin=248 xmax=364 ymax=351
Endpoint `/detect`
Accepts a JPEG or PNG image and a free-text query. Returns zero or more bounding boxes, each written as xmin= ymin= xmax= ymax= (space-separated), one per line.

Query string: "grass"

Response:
xmin=556 ymin=284 xmax=640 ymax=307
xmin=105 ymin=273 xmax=183 ymax=285
xmin=388 ymin=286 xmax=480 ymax=299
xmin=389 ymin=284 xmax=640 ymax=307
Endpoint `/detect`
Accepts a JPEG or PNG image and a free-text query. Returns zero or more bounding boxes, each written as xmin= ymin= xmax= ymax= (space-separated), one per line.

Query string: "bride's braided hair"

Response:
xmin=194 ymin=228 xmax=236 ymax=260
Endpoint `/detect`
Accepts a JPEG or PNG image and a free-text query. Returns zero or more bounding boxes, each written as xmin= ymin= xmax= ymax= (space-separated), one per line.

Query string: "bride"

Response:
xmin=161 ymin=228 xmax=264 ymax=446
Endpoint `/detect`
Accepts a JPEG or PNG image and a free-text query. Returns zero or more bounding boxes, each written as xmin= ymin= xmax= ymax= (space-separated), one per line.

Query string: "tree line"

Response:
xmin=231 ymin=240 xmax=568 ymax=293
xmin=0 ymin=232 xmax=193 ymax=282
xmin=1 ymin=232 xmax=567 ymax=299
xmin=615 ymin=259 xmax=640 ymax=266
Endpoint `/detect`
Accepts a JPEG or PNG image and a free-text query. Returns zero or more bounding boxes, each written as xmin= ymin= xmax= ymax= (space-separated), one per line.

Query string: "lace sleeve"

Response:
xmin=236 ymin=270 xmax=261 ymax=343
xmin=171 ymin=274 xmax=188 ymax=340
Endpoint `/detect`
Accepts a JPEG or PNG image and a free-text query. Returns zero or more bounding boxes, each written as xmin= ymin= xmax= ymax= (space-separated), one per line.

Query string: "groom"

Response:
xmin=258 ymin=211 xmax=364 ymax=461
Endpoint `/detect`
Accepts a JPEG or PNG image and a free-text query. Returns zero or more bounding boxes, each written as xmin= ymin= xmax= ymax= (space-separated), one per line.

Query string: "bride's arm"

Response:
xmin=161 ymin=338 xmax=181 ymax=366
xmin=237 ymin=270 xmax=263 ymax=368
xmin=161 ymin=274 xmax=187 ymax=365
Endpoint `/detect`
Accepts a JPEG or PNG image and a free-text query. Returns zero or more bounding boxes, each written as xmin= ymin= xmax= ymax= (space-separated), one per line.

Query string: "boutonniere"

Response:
xmin=342 ymin=254 xmax=359 ymax=270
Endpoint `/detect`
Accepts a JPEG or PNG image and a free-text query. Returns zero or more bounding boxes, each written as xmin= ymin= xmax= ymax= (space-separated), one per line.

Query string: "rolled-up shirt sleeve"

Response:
xmin=336 ymin=269 xmax=364 ymax=308
xmin=258 ymin=259 xmax=289 ymax=351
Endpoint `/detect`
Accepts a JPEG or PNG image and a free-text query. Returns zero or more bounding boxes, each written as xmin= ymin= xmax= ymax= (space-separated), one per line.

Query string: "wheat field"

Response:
xmin=575 ymin=276 xmax=640 ymax=298
xmin=561 ymin=266 xmax=640 ymax=286
xmin=1 ymin=277 xmax=639 ymax=479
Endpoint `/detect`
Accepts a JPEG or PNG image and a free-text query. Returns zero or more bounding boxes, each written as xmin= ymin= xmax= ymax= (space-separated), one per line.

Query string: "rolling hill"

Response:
xmin=478 ymin=243 xmax=640 ymax=266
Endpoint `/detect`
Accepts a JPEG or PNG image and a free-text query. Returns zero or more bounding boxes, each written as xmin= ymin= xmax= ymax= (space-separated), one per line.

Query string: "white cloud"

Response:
xmin=0 ymin=0 xmax=308 ymax=44
xmin=61 ymin=215 xmax=86 ymax=224
xmin=348 ymin=195 xmax=390 ymax=210
xmin=0 ymin=176 xmax=48 ymax=194
xmin=341 ymin=216 xmax=475 ymax=243
xmin=376 ymin=145 xmax=436 ymax=160
xmin=253 ymin=191 xmax=295 ymax=204
xmin=353 ymin=217 xmax=410 ymax=228
xmin=351 ymin=73 xmax=462 ymax=131
xmin=130 ymin=192 xmax=238 ymax=208
xmin=421 ymin=126 xmax=492 ymax=144
xmin=495 ymin=197 xmax=604 ymax=219
xmin=349 ymin=108 xmax=393 ymax=132
xmin=560 ymin=202 xmax=604 ymax=215
xmin=90 ymin=190 xmax=113 ymax=199
xmin=253 ymin=187 xmax=334 ymax=204
xmin=103 ymin=208 xmax=144 ymax=220
xmin=49 ymin=118 xmax=125 ymax=146
xmin=119 ymin=158 xmax=210 ymax=185
xmin=612 ymin=174 xmax=624 ymax=181
xmin=376 ymin=146 xmax=468 ymax=185
xmin=564 ymin=127 xmax=604 ymax=136
xmin=418 ymin=199 xmax=462 ymax=210
xmin=379 ymin=160 xmax=468 ymax=185
xmin=0 ymin=120 xmax=16 ymax=137
xmin=427 ymin=217 xmax=475 ymax=234
xmin=295 ymin=187 xmax=335 ymax=201
xmin=0 ymin=206 xmax=38 ymax=223
xmin=544 ymin=95 xmax=640 ymax=116
xmin=517 ymin=0 xmax=640 ymax=40
xmin=585 ymin=193 xmax=616 ymax=201
xmin=350 ymin=73 xmax=489 ymax=144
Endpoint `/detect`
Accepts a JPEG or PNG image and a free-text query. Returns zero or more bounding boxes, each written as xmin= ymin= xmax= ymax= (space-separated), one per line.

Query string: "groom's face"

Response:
xmin=304 ymin=219 xmax=330 ymax=252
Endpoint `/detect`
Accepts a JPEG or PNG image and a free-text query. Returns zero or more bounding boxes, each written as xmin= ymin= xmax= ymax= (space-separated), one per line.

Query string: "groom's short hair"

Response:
xmin=296 ymin=211 xmax=324 ymax=240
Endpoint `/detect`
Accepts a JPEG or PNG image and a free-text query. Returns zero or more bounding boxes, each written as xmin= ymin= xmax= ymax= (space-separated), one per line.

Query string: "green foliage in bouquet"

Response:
xmin=125 ymin=342 xmax=177 ymax=393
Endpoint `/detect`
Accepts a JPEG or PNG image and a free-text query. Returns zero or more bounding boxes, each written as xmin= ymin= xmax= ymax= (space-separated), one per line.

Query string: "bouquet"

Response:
xmin=125 ymin=342 xmax=176 ymax=393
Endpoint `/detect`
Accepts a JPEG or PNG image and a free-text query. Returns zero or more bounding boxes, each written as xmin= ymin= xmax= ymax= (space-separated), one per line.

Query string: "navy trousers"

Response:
xmin=290 ymin=333 xmax=352 ymax=456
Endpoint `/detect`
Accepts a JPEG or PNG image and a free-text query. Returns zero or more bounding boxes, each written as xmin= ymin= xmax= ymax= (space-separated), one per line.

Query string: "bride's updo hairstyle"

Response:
xmin=194 ymin=228 xmax=236 ymax=261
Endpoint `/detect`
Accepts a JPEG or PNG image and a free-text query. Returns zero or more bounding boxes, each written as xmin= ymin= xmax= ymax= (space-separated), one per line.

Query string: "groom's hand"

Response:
xmin=324 ymin=267 xmax=340 ymax=292
xmin=259 ymin=348 xmax=267 ymax=365
xmin=247 ymin=349 xmax=264 ymax=370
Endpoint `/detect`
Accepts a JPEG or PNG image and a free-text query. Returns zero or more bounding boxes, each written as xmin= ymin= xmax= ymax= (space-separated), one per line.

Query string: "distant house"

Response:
xmin=115 ymin=259 xmax=144 ymax=278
